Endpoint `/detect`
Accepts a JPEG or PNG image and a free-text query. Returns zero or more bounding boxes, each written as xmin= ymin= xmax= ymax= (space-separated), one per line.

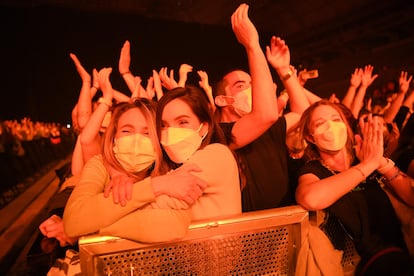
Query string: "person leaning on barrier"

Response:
xmin=103 ymin=85 xmax=242 ymax=240
xmin=296 ymin=100 xmax=414 ymax=275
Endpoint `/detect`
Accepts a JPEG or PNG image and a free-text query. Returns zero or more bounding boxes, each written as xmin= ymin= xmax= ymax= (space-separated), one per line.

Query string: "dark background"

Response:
xmin=1 ymin=0 xmax=414 ymax=125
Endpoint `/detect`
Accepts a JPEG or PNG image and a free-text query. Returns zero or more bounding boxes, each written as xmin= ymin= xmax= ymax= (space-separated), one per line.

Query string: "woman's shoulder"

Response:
xmin=189 ymin=143 xmax=235 ymax=165
xmin=201 ymin=143 xmax=233 ymax=155
xmin=86 ymin=154 xmax=103 ymax=164
xmin=83 ymin=154 xmax=105 ymax=171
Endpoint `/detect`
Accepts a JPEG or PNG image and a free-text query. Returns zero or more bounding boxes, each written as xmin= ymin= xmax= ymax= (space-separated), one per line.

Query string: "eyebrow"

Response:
xmin=119 ymin=123 xmax=134 ymax=129
xmin=174 ymin=115 xmax=191 ymax=122
xmin=231 ymin=80 xmax=246 ymax=88
xmin=162 ymin=114 xmax=191 ymax=125
xmin=119 ymin=123 xmax=148 ymax=131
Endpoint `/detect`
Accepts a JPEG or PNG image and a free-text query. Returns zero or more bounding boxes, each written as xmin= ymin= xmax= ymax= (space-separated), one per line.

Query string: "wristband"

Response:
xmin=353 ymin=166 xmax=366 ymax=179
xmin=98 ymin=97 xmax=112 ymax=107
xmin=377 ymin=158 xmax=395 ymax=175
xmin=281 ymin=70 xmax=293 ymax=81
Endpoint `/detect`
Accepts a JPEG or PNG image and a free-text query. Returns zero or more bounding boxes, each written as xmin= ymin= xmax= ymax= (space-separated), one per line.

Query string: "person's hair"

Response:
xmin=156 ymin=86 xmax=227 ymax=165
xmin=101 ymin=98 xmax=167 ymax=179
xmin=297 ymin=100 xmax=356 ymax=162
xmin=391 ymin=113 xmax=414 ymax=162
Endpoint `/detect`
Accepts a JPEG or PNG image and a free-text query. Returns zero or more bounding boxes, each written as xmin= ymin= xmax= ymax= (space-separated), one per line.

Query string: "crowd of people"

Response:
xmin=0 ymin=117 xmax=75 ymax=207
xmin=35 ymin=3 xmax=414 ymax=276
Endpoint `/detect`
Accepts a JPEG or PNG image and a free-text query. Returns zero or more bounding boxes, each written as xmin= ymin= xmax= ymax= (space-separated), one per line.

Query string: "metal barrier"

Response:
xmin=311 ymin=211 xmax=360 ymax=276
xmin=79 ymin=205 xmax=309 ymax=275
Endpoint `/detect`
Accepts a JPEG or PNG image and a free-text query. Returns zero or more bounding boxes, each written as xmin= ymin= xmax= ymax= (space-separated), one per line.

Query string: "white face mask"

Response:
xmin=313 ymin=120 xmax=347 ymax=151
xmin=232 ymin=87 xmax=252 ymax=116
xmin=113 ymin=133 xmax=156 ymax=172
xmin=161 ymin=123 xmax=206 ymax=163
xmin=214 ymin=87 xmax=252 ymax=117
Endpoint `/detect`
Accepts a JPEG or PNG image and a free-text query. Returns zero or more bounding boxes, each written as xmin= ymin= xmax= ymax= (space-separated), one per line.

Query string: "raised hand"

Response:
xmin=178 ymin=63 xmax=193 ymax=87
xmin=131 ymin=76 xmax=143 ymax=99
xmin=349 ymin=68 xmax=363 ymax=88
xmin=355 ymin=115 xmax=384 ymax=170
xmin=328 ymin=93 xmax=340 ymax=103
xmin=152 ymin=69 xmax=164 ymax=100
xmin=197 ymin=70 xmax=211 ymax=92
xmin=118 ymin=40 xmax=131 ymax=75
xmin=197 ymin=70 xmax=215 ymax=110
xmin=265 ymin=36 xmax=290 ymax=72
xmin=146 ymin=76 xmax=155 ymax=100
xmin=360 ymin=65 xmax=378 ymax=87
xmin=98 ymin=67 xmax=114 ymax=102
xmin=92 ymin=68 xmax=100 ymax=91
xmin=231 ymin=3 xmax=259 ymax=50
xmin=69 ymin=53 xmax=92 ymax=84
xmin=159 ymin=67 xmax=179 ymax=90
xmin=398 ymin=70 xmax=413 ymax=94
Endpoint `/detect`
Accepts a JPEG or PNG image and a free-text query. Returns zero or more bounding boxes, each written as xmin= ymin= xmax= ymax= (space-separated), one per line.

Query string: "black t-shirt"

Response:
xmin=393 ymin=147 xmax=414 ymax=174
xmin=299 ymin=160 xmax=407 ymax=262
xmin=221 ymin=117 xmax=295 ymax=212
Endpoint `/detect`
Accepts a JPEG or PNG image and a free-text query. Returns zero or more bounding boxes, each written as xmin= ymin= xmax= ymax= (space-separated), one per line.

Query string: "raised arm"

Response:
xmin=79 ymin=68 xmax=113 ymax=163
xmin=197 ymin=70 xmax=215 ymax=112
xmin=69 ymin=53 xmax=100 ymax=176
xmin=342 ymin=68 xmax=362 ymax=109
xmin=177 ymin=63 xmax=193 ymax=87
xmin=159 ymin=67 xmax=179 ymax=90
xmin=69 ymin=53 xmax=94 ymax=130
xmin=152 ymin=69 xmax=164 ymax=100
xmin=266 ymin=37 xmax=309 ymax=114
xmin=383 ymin=71 xmax=412 ymax=123
xmin=112 ymin=89 xmax=131 ymax=103
xmin=228 ymin=4 xmax=278 ymax=149
xmin=118 ymin=40 xmax=136 ymax=94
xmin=350 ymin=65 xmax=378 ymax=118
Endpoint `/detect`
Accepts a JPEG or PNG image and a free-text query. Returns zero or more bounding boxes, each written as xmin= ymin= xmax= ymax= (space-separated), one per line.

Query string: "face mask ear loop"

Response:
xmin=197 ymin=123 xmax=208 ymax=140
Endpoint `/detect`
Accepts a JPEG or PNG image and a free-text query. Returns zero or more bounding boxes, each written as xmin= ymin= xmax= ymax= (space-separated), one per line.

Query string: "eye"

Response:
xmin=178 ymin=120 xmax=189 ymax=126
xmin=141 ymin=127 xmax=150 ymax=136
xmin=161 ymin=121 xmax=169 ymax=129
xmin=315 ymin=121 xmax=325 ymax=128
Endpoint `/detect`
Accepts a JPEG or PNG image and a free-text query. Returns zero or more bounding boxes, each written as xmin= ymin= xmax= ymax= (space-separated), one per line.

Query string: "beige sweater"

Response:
xmin=63 ymin=143 xmax=241 ymax=243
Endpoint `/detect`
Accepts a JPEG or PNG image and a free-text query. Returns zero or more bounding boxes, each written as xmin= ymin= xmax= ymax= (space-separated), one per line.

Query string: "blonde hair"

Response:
xmin=101 ymin=98 xmax=167 ymax=179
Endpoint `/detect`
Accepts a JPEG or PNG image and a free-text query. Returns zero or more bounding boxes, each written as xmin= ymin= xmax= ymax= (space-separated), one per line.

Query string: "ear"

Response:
xmin=305 ymin=134 xmax=315 ymax=144
xmin=214 ymin=95 xmax=229 ymax=107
